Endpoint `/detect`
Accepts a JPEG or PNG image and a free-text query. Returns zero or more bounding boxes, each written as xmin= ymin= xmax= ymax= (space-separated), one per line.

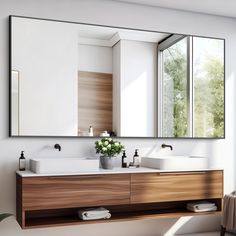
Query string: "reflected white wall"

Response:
xmin=12 ymin=17 xmax=78 ymax=136
xmin=11 ymin=70 xmax=19 ymax=135
xmin=120 ymin=40 xmax=157 ymax=137
xmin=78 ymin=44 xmax=112 ymax=73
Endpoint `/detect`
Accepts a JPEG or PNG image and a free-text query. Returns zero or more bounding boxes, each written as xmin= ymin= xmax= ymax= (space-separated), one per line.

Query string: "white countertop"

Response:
xmin=16 ymin=167 xmax=223 ymax=177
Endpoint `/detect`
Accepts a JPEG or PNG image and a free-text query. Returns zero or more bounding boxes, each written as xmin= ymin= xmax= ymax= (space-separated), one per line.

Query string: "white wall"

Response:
xmin=120 ymin=40 xmax=157 ymax=137
xmin=78 ymin=44 xmax=113 ymax=73
xmin=1 ymin=0 xmax=236 ymax=235
xmin=12 ymin=17 xmax=78 ymax=136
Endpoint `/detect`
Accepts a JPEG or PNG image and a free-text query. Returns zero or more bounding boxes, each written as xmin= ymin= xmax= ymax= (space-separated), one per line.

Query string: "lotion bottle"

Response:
xmin=133 ymin=149 xmax=140 ymax=167
xmin=88 ymin=126 xmax=93 ymax=136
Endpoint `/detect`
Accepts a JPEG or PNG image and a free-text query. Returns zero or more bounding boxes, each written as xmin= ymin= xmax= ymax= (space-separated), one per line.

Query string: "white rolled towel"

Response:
xmin=78 ymin=207 xmax=111 ymax=220
xmin=187 ymin=201 xmax=217 ymax=212
xmin=187 ymin=201 xmax=216 ymax=210
xmin=187 ymin=205 xmax=217 ymax=212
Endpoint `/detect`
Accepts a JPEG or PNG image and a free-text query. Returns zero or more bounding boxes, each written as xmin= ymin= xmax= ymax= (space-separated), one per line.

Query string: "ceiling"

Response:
xmin=77 ymin=23 xmax=169 ymax=47
xmin=110 ymin=0 xmax=236 ymax=18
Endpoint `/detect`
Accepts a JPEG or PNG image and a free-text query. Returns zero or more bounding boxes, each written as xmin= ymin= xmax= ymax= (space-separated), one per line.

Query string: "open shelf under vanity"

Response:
xmin=24 ymin=201 xmax=222 ymax=229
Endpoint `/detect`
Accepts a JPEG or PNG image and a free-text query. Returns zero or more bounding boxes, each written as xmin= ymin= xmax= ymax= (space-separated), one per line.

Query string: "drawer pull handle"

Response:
xmin=47 ymin=175 xmax=97 ymax=179
xmin=159 ymin=171 xmax=206 ymax=176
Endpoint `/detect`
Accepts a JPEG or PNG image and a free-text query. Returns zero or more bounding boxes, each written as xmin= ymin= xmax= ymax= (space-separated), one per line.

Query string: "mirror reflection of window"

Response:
xmin=162 ymin=37 xmax=188 ymax=137
xmin=193 ymin=38 xmax=224 ymax=138
xmin=159 ymin=36 xmax=224 ymax=138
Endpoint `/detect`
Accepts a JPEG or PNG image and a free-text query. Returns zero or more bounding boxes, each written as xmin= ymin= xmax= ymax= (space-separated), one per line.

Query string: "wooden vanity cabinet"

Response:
xmin=16 ymin=170 xmax=223 ymax=229
xmin=131 ymin=171 xmax=223 ymax=204
xmin=20 ymin=174 xmax=130 ymax=210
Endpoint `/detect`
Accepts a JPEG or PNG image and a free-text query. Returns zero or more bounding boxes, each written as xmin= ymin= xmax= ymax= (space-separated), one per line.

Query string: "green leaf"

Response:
xmin=0 ymin=213 xmax=13 ymax=222
xmin=95 ymin=138 xmax=124 ymax=156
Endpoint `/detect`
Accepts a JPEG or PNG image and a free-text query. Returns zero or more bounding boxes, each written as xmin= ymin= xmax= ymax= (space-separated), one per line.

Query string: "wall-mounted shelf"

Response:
xmin=16 ymin=170 xmax=223 ymax=229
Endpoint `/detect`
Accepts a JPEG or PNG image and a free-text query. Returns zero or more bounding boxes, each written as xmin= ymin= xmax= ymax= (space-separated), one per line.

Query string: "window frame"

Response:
xmin=158 ymin=35 xmax=193 ymax=138
xmin=158 ymin=35 xmax=225 ymax=138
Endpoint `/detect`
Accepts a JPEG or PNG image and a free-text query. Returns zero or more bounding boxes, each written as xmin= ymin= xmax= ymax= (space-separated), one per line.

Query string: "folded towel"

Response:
xmin=81 ymin=207 xmax=109 ymax=217
xmin=222 ymin=191 xmax=236 ymax=230
xmin=187 ymin=201 xmax=216 ymax=210
xmin=79 ymin=212 xmax=111 ymax=221
xmin=187 ymin=205 xmax=217 ymax=213
xmin=78 ymin=207 xmax=111 ymax=221
xmin=85 ymin=211 xmax=109 ymax=218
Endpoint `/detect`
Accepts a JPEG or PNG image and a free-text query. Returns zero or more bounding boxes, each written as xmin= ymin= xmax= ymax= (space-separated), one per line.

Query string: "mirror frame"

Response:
xmin=9 ymin=15 xmax=226 ymax=139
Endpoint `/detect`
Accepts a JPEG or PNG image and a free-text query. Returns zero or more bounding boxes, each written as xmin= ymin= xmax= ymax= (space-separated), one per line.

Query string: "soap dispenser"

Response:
xmin=121 ymin=150 xmax=127 ymax=168
xmin=133 ymin=149 xmax=140 ymax=167
xmin=19 ymin=151 xmax=26 ymax=171
xmin=88 ymin=126 xmax=93 ymax=136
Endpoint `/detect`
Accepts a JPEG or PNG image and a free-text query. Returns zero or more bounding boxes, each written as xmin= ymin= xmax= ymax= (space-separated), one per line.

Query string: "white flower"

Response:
xmin=104 ymin=141 xmax=109 ymax=146
xmin=108 ymin=138 xmax=112 ymax=142
xmin=98 ymin=141 xmax=102 ymax=146
xmin=102 ymin=147 xmax=107 ymax=151
xmin=114 ymin=142 xmax=119 ymax=146
xmin=107 ymin=144 xmax=111 ymax=149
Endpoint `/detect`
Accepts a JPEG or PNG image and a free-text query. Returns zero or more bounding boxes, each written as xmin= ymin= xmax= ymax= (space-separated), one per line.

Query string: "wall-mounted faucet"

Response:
xmin=54 ymin=144 xmax=61 ymax=151
xmin=161 ymin=143 xmax=173 ymax=151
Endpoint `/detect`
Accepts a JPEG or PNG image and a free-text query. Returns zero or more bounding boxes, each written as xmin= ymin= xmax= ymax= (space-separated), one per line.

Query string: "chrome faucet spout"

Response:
xmin=161 ymin=143 xmax=173 ymax=151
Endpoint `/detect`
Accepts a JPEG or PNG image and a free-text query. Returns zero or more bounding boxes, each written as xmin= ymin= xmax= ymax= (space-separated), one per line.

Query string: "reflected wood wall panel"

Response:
xmin=78 ymin=71 xmax=113 ymax=136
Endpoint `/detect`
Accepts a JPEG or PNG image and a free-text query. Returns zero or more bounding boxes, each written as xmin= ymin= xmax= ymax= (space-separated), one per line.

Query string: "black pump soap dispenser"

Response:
xmin=19 ymin=151 xmax=26 ymax=171
xmin=122 ymin=150 xmax=127 ymax=168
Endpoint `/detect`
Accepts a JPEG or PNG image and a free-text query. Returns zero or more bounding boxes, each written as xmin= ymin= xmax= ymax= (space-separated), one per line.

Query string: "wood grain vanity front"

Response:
xmin=22 ymin=174 xmax=130 ymax=210
xmin=16 ymin=170 xmax=223 ymax=228
xmin=131 ymin=171 xmax=223 ymax=204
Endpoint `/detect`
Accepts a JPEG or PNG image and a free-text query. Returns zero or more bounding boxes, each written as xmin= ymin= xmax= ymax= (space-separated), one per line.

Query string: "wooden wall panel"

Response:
xmin=78 ymin=71 xmax=112 ymax=136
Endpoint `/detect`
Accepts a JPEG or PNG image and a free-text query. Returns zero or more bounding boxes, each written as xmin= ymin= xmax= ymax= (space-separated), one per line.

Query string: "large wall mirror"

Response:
xmin=10 ymin=16 xmax=225 ymax=138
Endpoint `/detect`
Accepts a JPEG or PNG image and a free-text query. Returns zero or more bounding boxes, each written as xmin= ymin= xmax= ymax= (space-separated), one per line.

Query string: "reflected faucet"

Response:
xmin=54 ymin=144 xmax=61 ymax=151
xmin=161 ymin=143 xmax=173 ymax=151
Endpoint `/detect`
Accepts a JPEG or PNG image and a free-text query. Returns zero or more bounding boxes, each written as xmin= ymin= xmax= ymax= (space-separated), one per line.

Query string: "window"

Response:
xmin=158 ymin=35 xmax=224 ymax=138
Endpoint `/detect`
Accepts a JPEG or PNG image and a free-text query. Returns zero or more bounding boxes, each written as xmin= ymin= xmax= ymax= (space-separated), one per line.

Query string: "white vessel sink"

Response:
xmin=141 ymin=156 xmax=208 ymax=171
xmin=30 ymin=158 xmax=99 ymax=174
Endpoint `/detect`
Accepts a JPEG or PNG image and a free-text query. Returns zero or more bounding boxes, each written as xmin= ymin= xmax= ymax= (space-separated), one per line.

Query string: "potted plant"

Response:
xmin=95 ymin=138 xmax=124 ymax=169
xmin=0 ymin=213 xmax=12 ymax=223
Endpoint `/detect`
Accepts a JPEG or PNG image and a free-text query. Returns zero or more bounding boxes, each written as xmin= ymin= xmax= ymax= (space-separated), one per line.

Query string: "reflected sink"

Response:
xmin=30 ymin=158 xmax=99 ymax=174
xmin=141 ymin=156 xmax=208 ymax=171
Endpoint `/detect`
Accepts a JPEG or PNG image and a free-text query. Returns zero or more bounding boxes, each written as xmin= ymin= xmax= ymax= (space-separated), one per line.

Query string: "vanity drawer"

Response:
xmin=22 ymin=174 xmax=130 ymax=210
xmin=131 ymin=170 xmax=223 ymax=204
